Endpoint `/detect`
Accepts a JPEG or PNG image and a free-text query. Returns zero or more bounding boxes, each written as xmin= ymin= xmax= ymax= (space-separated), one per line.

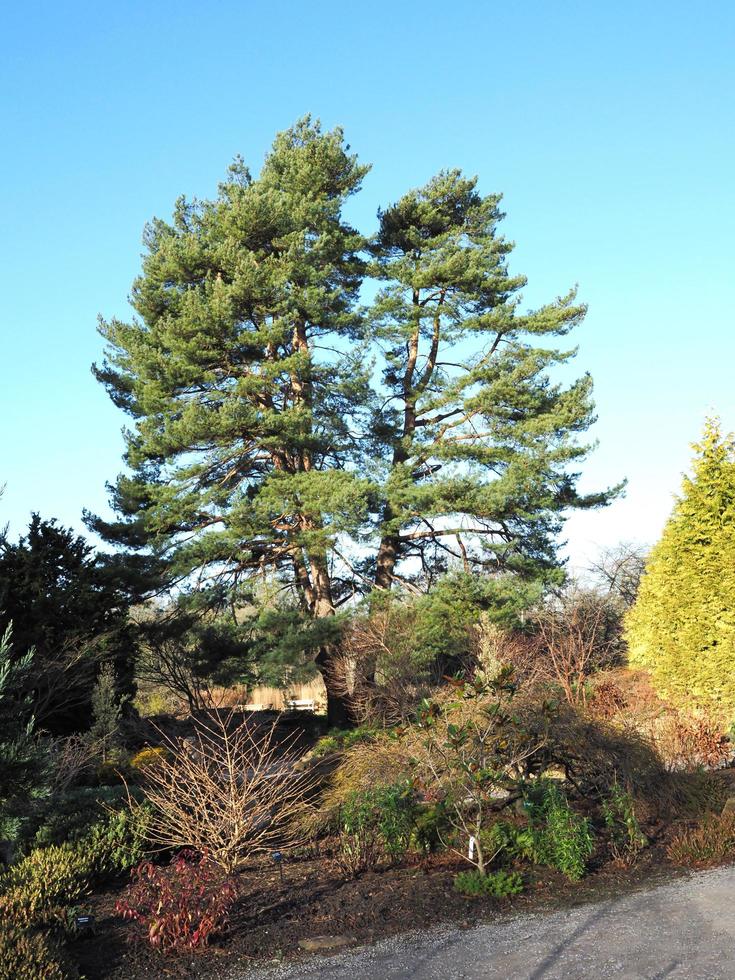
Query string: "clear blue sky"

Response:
xmin=1 ymin=0 xmax=733 ymax=570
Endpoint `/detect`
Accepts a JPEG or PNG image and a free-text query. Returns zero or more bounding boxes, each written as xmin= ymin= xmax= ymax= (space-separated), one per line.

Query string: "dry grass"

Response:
xmin=587 ymin=668 xmax=731 ymax=772
xmin=304 ymin=732 xmax=411 ymax=834
xmin=667 ymin=812 xmax=735 ymax=867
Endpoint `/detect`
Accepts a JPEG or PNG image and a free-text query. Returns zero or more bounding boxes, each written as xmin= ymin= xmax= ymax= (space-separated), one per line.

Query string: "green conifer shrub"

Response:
xmin=453 ymin=868 xmax=523 ymax=898
xmin=626 ymin=419 xmax=735 ymax=718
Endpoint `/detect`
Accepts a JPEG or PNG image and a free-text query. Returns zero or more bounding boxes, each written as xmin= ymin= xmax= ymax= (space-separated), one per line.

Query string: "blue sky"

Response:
xmin=1 ymin=0 xmax=733 ymax=570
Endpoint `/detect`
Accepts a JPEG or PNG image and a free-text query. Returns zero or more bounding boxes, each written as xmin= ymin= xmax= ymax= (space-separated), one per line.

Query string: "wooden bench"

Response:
xmin=285 ymin=698 xmax=315 ymax=712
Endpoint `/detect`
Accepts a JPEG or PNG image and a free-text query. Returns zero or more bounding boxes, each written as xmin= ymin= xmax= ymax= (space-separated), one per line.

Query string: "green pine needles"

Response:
xmin=91 ymin=116 xmax=617 ymax=718
xmin=626 ymin=418 xmax=735 ymax=719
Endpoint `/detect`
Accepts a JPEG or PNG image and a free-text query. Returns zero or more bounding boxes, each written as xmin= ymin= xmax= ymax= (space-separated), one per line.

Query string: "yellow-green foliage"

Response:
xmin=306 ymin=733 xmax=412 ymax=834
xmin=626 ymin=419 xmax=735 ymax=718
xmin=130 ymin=745 xmax=169 ymax=772
xmin=0 ymin=927 xmax=77 ymax=980
xmin=0 ymin=843 xmax=92 ymax=927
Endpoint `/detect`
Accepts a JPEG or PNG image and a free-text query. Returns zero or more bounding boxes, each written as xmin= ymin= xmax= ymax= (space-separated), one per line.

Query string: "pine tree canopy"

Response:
xmin=625 ymin=418 xmax=735 ymax=718
xmin=369 ymin=168 xmax=613 ymax=590
xmin=89 ymin=117 xmax=617 ymax=711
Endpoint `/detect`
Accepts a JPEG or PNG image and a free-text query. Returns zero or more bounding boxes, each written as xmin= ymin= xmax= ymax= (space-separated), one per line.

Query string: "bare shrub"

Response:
xmin=331 ymin=607 xmax=440 ymax=726
xmin=136 ymin=632 xmax=216 ymax=715
xmin=532 ymin=590 xmax=621 ymax=706
xmin=131 ymin=712 xmax=316 ymax=873
xmin=48 ymin=734 xmax=101 ymax=794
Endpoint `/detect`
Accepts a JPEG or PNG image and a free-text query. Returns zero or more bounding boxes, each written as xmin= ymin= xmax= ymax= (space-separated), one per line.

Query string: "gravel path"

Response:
xmin=236 ymin=865 xmax=735 ymax=979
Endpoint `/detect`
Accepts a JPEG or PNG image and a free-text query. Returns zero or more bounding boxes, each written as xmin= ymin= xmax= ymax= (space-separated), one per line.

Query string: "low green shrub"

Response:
xmin=0 ymin=806 xmax=149 ymax=928
xmin=453 ymin=868 xmax=524 ymax=898
xmin=412 ymin=801 xmax=453 ymax=854
xmin=0 ymin=926 xmax=78 ymax=980
xmin=601 ymin=782 xmax=648 ymax=863
xmin=0 ymin=843 xmax=92 ymax=928
xmin=337 ymin=782 xmax=417 ymax=875
xmin=32 ymin=786 xmax=134 ymax=848
xmin=85 ymin=806 xmax=151 ymax=879
xmin=525 ymin=781 xmax=594 ymax=881
xmin=481 ymin=820 xmax=539 ymax=864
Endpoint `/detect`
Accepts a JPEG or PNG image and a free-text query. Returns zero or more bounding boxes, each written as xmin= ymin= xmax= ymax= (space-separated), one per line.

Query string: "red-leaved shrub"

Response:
xmin=115 ymin=851 xmax=237 ymax=953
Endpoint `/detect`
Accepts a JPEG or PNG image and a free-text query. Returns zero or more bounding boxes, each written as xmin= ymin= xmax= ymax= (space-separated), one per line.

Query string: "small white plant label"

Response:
xmin=468 ymin=835 xmax=476 ymax=860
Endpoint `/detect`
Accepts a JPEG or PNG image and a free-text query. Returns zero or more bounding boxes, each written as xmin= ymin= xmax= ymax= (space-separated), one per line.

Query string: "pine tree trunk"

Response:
xmin=374 ymin=528 xmax=399 ymax=592
xmin=324 ymin=677 xmax=351 ymax=728
xmin=315 ymin=645 xmax=352 ymax=728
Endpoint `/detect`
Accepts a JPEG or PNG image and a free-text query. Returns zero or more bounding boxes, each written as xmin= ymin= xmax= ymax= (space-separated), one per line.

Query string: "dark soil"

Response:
xmin=71 ymin=831 xmax=696 ymax=980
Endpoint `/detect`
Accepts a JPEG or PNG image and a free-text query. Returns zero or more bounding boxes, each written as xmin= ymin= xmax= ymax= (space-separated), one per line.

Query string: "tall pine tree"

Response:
xmin=626 ymin=418 xmax=735 ymax=718
xmin=369 ymin=170 xmax=612 ymax=592
xmin=91 ymin=119 xmax=373 ymax=721
xmin=91 ymin=120 xmax=615 ymax=721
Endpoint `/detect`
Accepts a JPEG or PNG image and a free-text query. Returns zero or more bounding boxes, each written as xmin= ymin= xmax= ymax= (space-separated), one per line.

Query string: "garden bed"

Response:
xmin=72 ymin=828 xmax=699 ymax=980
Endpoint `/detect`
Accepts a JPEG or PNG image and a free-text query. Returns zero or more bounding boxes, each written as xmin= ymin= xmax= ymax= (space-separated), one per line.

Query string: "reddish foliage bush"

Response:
xmin=589 ymin=678 xmax=628 ymax=720
xmin=657 ymin=715 xmax=731 ymax=771
xmin=115 ymin=851 xmax=237 ymax=953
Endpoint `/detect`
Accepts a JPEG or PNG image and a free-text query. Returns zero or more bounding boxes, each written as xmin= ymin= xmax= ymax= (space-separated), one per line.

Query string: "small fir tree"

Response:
xmin=90 ymin=663 xmax=125 ymax=761
xmin=626 ymin=418 xmax=735 ymax=717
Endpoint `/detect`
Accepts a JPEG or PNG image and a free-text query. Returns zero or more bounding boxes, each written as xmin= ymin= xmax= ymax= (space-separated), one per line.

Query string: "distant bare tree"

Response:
xmin=533 ymin=590 xmax=620 ymax=706
xmin=136 ymin=631 xmax=214 ymax=715
xmin=589 ymin=543 xmax=647 ymax=609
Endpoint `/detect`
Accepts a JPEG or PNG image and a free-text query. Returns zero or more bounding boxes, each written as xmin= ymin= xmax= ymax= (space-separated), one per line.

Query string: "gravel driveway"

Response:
xmin=237 ymin=865 xmax=735 ymax=979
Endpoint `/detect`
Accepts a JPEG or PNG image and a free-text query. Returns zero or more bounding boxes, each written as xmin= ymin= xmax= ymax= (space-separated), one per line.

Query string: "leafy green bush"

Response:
xmin=453 ymin=868 xmax=524 ymax=898
xmin=601 ymin=782 xmax=648 ymax=862
xmin=0 ymin=926 xmax=78 ymax=980
xmin=0 ymin=843 xmax=92 ymax=927
xmin=32 ymin=786 xmax=133 ymax=848
xmin=374 ymin=783 xmax=417 ymax=858
xmin=525 ymin=781 xmax=594 ymax=881
xmin=481 ymin=820 xmax=539 ymax=864
xmin=412 ymin=802 xmax=453 ymax=854
xmin=337 ymin=783 xmax=417 ymax=875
